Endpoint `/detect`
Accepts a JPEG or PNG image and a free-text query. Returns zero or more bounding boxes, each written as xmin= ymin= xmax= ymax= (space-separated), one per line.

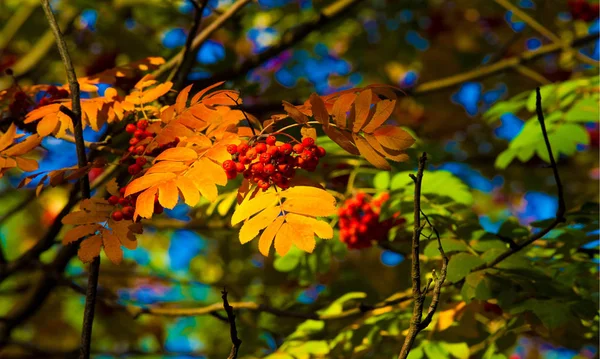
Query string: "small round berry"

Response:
xmin=246 ymin=149 xmax=257 ymax=160
xmin=251 ymin=163 xmax=264 ymax=174
xmin=239 ymin=155 xmax=250 ymax=165
xmin=267 ymin=146 xmax=279 ymax=156
xmin=226 ymin=170 xmax=237 ymax=180
xmin=128 ymin=146 xmax=134 ymax=153
xmin=122 ymin=206 xmax=135 ymax=220
xmin=243 ymin=170 xmax=252 ymax=179
xmin=136 ymin=157 xmax=147 ymax=166
xmin=316 ymin=146 xmax=326 ymax=157
xmin=134 ymin=129 xmax=146 ymax=139
xmin=111 ymin=211 xmax=124 ymax=221
xmin=255 ymin=143 xmax=267 ymax=153
xmin=119 ymin=187 xmax=127 ymax=196
xmin=277 ymin=164 xmax=289 ymax=172
xmin=135 ymin=146 xmax=146 ymax=155
xmin=272 ymin=173 xmax=283 ymax=183
xmin=266 ymin=135 xmax=277 ymax=146
xmin=301 ymin=150 xmax=312 ymax=161
xmin=108 ymin=195 xmax=120 ymax=205
xmin=264 ymin=164 xmax=275 ymax=175
xmin=222 ymin=160 xmax=236 ymax=171
xmin=302 ymin=137 xmax=315 ymax=147
xmin=227 ymin=144 xmax=238 ymax=154
xmin=126 ymin=124 xmax=137 ymax=134
xmin=128 ymin=164 xmax=142 ymax=175
xmin=293 ymin=144 xmax=304 ymax=154
xmin=137 ymin=119 xmax=149 ymax=130
xmin=238 ymin=143 xmax=249 ymax=154
xmin=235 ymin=162 xmax=246 ymax=173
xmin=280 ymin=143 xmax=292 ymax=155
xmin=258 ymin=180 xmax=270 ymax=190
xmin=129 ymin=138 xmax=140 ymax=146
xmin=259 ymin=153 xmax=271 ymax=163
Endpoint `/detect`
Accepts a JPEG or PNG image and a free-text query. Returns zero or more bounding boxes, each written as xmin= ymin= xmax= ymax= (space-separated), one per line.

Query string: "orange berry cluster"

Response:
xmin=124 ymin=119 xmax=179 ymax=175
xmin=108 ymin=187 xmax=164 ymax=222
xmin=338 ymin=192 xmax=405 ymax=249
xmin=222 ymin=135 xmax=326 ymax=190
xmin=8 ymin=86 xmax=69 ymax=117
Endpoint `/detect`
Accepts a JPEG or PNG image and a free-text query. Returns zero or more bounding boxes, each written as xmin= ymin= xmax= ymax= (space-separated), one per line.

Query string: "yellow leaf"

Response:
xmin=352 ymin=133 xmax=390 ymax=170
xmin=372 ymin=125 xmax=415 ymax=151
xmin=286 ymin=213 xmax=333 ymax=239
xmin=281 ymin=186 xmax=335 ymax=203
xmin=239 ymin=206 xmax=281 ymax=244
xmin=175 ymin=84 xmax=192 ymax=113
xmin=190 ymin=81 xmax=225 ymax=104
xmin=362 ymin=99 xmax=396 ymax=133
xmin=176 ymin=177 xmax=200 ymax=206
xmin=155 ymin=147 xmax=198 ymax=162
xmin=134 ymin=186 xmax=158 ymax=219
xmin=274 ymin=222 xmax=294 ymax=256
xmin=125 ymin=172 xmax=177 ymax=197
xmin=187 ymin=158 xmax=227 ymax=186
xmin=231 ymin=192 xmax=278 ymax=225
xmin=259 ymin=216 xmax=285 ymax=256
xmin=282 ymin=198 xmax=336 ymax=217
xmin=158 ymin=180 xmax=178 ymax=209
xmin=290 ymin=221 xmax=316 ymax=253
xmin=300 ymin=126 xmax=317 ymax=140
xmin=308 ymin=93 xmax=329 ymax=129
xmin=145 ymin=161 xmax=189 ymax=174
xmin=352 ymin=89 xmax=373 ymax=132
xmin=103 ymin=231 xmax=123 ymax=265
xmin=195 ymin=180 xmax=218 ymax=202
xmin=331 ymin=93 xmax=356 ymax=128
xmin=78 ymin=234 xmax=102 ymax=263
xmin=63 ymin=224 xmax=99 ymax=244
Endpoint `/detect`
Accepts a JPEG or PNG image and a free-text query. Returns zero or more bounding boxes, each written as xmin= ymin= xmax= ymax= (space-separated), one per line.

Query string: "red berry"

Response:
xmin=301 ymin=150 xmax=312 ymax=161
xmin=239 ymin=155 xmax=250 ymax=165
xmin=238 ymin=143 xmax=249 ymax=154
xmin=264 ymin=164 xmax=275 ymax=175
xmin=134 ymin=129 xmax=146 ymax=139
xmin=266 ymin=136 xmax=276 ymax=146
xmin=316 ymin=146 xmax=326 ymax=157
xmin=227 ymin=144 xmax=238 ymax=154
xmin=126 ymin=124 xmax=137 ymax=133
xmin=122 ymin=206 xmax=134 ymax=220
xmin=226 ymin=170 xmax=237 ymax=179
xmin=259 ymin=153 xmax=271 ymax=163
xmin=246 ymin=149 xmax=257 ymax=160
xmin=267 ymin=146 xmax=279 ymax=156
xmin=258 ymin=180 xmax=270 ymax=189
xmin=119 ymin=188 xmax=127 ymax=196
xmin=136 ymin=157 xmax=147 ymax=166
xmin=128 ymin=164 xmax=142 ymax=175
xmin=280 ymin=143 xmax=292 ymax=155
xmin=293 ymin=144 xmax=304 ymax=154
xmin=111 ymin=211 xmax=123 ymax=221
xmin=243 ymin=170 xmax=252 ymax=179
xmin=128 ymin=146 xmax=134 ymax=153
xmin=135 ymin=146 xmax=146 ymax=155
xmin=251 ymin=163 xmax=264 ymax=174
xmin=272 ymin=173 xmax=283 ymax=183
xmin=222 ymin=160 xmax=236 ymax=171
xmin=235 ymin=162 xmax=245 ymax=173
xmin=137 ymin=119 xmax=149 ymax=130
xmin=302 ymin=137 xmax=315 ymax=147
xmin=129 ymin=137 xmax=139 ymax=146
xmin=255 ymin=143 xmax=267 ymax=153
xmin=108 ymin=195 xmax=120 ymax=205
xmin=277 ymin=164 xmax=289 ymax=172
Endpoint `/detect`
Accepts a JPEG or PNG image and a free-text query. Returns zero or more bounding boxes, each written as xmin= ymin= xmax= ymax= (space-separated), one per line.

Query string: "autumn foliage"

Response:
xmin=0 ymin=57 xmax=415 ymax=264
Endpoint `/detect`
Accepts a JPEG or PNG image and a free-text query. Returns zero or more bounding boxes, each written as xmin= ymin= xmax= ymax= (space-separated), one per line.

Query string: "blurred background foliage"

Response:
xmin=0 ymin=0 xmax=598 ymax=358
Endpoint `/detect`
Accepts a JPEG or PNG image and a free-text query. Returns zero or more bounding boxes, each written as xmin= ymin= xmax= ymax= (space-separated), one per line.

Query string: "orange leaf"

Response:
xmin=175 ymin=177 xmax=200 ymax=206
xmin=352 ymin=133 xmax=390 ymax=170
xmin=300 ymin=126 xmax=317 ymax=140
xmin=282 ymin=101 xmax=308 ymax=124
xmin=352 ymin=89 xmax=373 ymax=132
xmin=274 ymin=222 xmax=294 ymax=256
xmin=239 ymin=206 xmax=281 ymax=244
xmin=331 ymin=93 xmax=356 ymax=128
xmin=154 ymin=147 xmax=198 ymax=162
xmin=134 ymin=186 xmax=158 ymax=219
xmin=0 ymin=123 xmax=16 ymax=151
xmin=372 ymin=125 xmax=415 ymax=151
xmin=175 ymin=84 xmax=192 ymax=113
xmin=125 ymin=172 xmax=177 ymax=197
xmin=15 ymin=157 xmax=38 ymax=172
xmin=190 ymin=81 xmax=225 ymax=104
xmin=78 ymin=234 xmax=102 ymax=263
xmin=309 ymin=93 xmax=329 ymax=129
xmin=63 ymin=224 xmax=99 ymax=244
xmin=231 ymin=192 xmax=278 ymax=225
xmin=158 ymin=180 xmax=178 ymax=209
xmin=323 ymin=126 xmax=359 ymax=155
xmin=362 ymin=99 xmax=396 ymax=133
xmin=103 ymin=232 xmax=123 ymax=265
xmin=282 ymin=198 xmax=336 ymax=217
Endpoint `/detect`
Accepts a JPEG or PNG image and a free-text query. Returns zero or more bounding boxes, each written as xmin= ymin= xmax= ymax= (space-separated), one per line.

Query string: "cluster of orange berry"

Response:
xmin=8 ymin=86 xmax=69 ymax=117
xmin=124 ymin=119 xmax=180 ymax=175
xmin=338 ymin=192 xmax=404 ymax=249
xmin=108 ymin=187 xmax=164 ymax=221
xmin=222 ymin=135 xmax=326 ymax=190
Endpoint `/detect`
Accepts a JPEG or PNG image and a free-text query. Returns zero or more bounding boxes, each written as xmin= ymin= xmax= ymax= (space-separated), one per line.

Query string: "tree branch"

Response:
xmin=152 ymin=0 xmax=253 ymax=80
xmin=412 ymin=33 xmax=598 ymax=96
xmin=222 ymin=289 xmax=242 ymax=359
xmin=183 ymin=0 xmax=365 ymax=90
xmin=40 ymin=2 xmax=98 ymax=358
xmin=170 ymin=0 xmax=209 ymax=90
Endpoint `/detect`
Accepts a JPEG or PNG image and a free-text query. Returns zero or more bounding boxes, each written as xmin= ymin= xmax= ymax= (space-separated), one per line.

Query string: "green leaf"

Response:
xmin=484 ymin=100 xmax=526 ymax=123
xmin=565 ymin=98 xmax=599 ymax=123
xmin=407 ymin=347 xmax=424 ymax=359
xmin=442 ymin=342 xmax=469 ymax=359
xmin=498 ymin=219 xmax=529 ymax=238
xmin=526 ymin=85 xmax=555 ymax=112
xmin=390 ymin=171 xmax=472 ymax=205
xmin=318 ymin=292 xmax=367 ymax=315
xmin=274 ymin=249 xmax=303 ymax=272
xmin=465 ymin=271 xmax=493 ymax=300
xmin=495 ymin=149 xmax=517 ymax=169
xmin=447 ymin=253 xmax=485 ymax=282
xmin=424 ymin=238 xmax=468 ymax=257
xmin=423 ymin=341 xmax=449 ymax=359
xmin=373 ymin=171 xmax=390 ymax=190
xmin=508 ymin=299 xmax=570 ymax=330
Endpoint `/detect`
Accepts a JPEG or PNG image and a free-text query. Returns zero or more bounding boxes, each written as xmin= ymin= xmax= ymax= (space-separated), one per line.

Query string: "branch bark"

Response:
xmin=222 ymin=289 xmax=242 ymax=359
xmin=40 ymin=2 xmax=97 ymax=358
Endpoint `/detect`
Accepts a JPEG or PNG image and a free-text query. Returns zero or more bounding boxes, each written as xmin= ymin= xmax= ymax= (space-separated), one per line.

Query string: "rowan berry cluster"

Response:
xmin=124 ymin=119 xmax=179 ymax=176
xmin=8 ymin=86 xmax=69 ymax=117
xmin=108 ymin=187 xmax=164 ymax=222
xmin=338 ymin=192 xmax=405 ymax=249
xmin=568 ymin=0 xmax=599 ymax=21
xmin=222 ymin=135 xmax=326 ymax=190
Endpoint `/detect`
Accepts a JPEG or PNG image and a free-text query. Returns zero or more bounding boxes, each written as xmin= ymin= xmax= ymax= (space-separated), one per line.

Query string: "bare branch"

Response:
xmin=222 ymin=289 xmax=242 ymax=359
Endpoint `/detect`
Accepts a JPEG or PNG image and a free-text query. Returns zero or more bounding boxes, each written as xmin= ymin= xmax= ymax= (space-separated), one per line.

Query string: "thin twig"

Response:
xmin=222 ymin=288 xmax=242 ymax=359
xmin=171 ymin=0 xmax=209 ymax=90
xmin=40 ymin=3 xmax=97 ymax=358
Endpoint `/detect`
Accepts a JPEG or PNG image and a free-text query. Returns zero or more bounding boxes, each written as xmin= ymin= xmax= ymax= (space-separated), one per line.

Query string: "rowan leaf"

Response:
xmin=352 ymin=133 xmax=391 ymax=170
xmin=309 ymin=93 xmax=330 ymax=129
xmin=176 ymin=177 xmax=200 ymax=206
xmin=352 ymin=89 xmax=373 ymax=132
xmin=239 ymin=207 xmax=282 ymax=244
xmin=190 ymin=81 xmax=226 ymax=104
xmin=323 ymin=126 xmax=359 ymax=155
xmin=125 ymin=172 xmax=177 ymax=197
xmin=301 ymin=126 xmax=317 ymax=140
xmin=259 ymin=216 xmax=285 ymax=256
xmin=63 ymin=224 xmax=100 ymax=244
xmin=283 ymin=101 xmax=308 ymax=124
xmin=362 ymin=99 xmax=396 ymax=133
xmin=154 ymin=147 xmax=198 ymax=162
xmin=134 ymin=186 xmax=158 ymax=219
xmin=175 ymin=84 xmax=192 ymax=113
xmin=275 ymin=222 xmax=295 ymax=256
xmin=282 ymin=198 xmax=336 ymax=217
xmin=331 ymin=93 xmax=356 ymax=128
xmin=372 ymin=125 xmax=415 ymax=151
xmin=103 ymin=232 xmax=123 ymax=265
xmin=158 ymin=180 xmax=178 ymax=209
xmin=78 ymin=234 xmax=102 ymax=263
xmin=0 ymin=123 xmax=17 ymax=151
xmin=231 ymin=192 xmax=279 ymax=225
